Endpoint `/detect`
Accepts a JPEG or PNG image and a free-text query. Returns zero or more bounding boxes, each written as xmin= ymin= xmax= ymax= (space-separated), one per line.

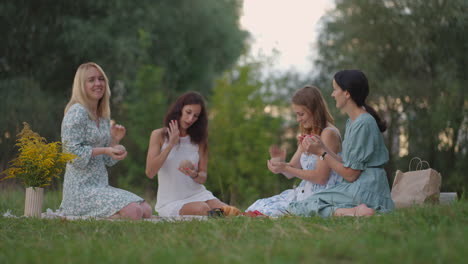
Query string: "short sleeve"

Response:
xmin=342 ymin=120 xmax=375 ymax=170
xmin=61 ymin=104 xmax=93 ymax=169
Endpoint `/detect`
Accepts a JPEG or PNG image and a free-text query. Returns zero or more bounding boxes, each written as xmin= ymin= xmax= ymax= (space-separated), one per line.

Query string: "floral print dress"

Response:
xmin=245 ymin=153 xmax=343 ymax=217
xmin=58 ymin=103 xmax=144 ymax=217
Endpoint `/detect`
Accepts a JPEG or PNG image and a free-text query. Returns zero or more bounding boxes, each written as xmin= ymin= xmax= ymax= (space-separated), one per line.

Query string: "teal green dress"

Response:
xmin=288 ymin=113 xmax=394 ymax=217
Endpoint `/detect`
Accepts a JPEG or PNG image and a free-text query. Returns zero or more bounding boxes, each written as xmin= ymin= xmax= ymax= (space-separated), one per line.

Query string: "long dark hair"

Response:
xmin=334 ymin=70 xmax=387 ymax=132
xmin=163 ymin=91 xmax=208 ymax=147
xmin=291 ymin=86 xmax=334 ymax=135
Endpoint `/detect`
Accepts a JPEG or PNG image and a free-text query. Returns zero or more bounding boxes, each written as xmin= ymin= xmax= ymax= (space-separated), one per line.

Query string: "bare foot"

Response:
xmin=334 ymin=204 xmax=374 ymax=217
xmin=109 ymin=213 xmax=122 ymax=220
xmin=354 ymin=204 xmax=374 ymax=216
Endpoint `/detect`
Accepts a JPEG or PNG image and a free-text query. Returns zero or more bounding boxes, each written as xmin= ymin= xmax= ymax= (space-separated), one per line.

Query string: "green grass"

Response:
xmin=1 ymin=188 xmax=467 ymax=263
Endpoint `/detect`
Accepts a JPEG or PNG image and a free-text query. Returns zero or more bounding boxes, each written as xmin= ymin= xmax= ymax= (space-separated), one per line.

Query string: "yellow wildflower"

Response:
xmin=0 ymin=122 xmax=76 ymax=188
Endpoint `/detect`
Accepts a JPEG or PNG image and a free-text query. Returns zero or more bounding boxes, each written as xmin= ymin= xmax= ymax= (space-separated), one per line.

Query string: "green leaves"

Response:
xmin=1 ymin=0 xmax=247 ymax=192
xmin=207 ymin=62 xmax=284 ymax=206
xmin=314 ymin=0 xmax=468 ymax=193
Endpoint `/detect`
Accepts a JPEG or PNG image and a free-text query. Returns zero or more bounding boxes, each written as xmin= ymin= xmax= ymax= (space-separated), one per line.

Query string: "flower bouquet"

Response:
xmin=1 ymin=122 xmax=76 ymax=217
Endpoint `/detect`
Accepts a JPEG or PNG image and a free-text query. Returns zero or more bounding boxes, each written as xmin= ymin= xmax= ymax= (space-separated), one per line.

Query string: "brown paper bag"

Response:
xmin=391 ymin=158 xmax=442 ymax=208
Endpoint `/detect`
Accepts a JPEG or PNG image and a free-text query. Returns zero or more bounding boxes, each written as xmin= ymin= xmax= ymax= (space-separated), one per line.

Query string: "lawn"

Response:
xmin=1 ymin=188 xmax=467 ymax=263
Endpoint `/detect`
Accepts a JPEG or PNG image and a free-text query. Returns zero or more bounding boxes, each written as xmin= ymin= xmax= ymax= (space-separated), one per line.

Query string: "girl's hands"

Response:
xmin=178 ymin=160 xmax=198 ymax=178
xmin=178 ymin=167 xmax=198 ymax=178
xmin=168 ymin=120 xmax=180 ymax=146
xmin=267 ymin=160 xmax=288 ymax=174
xmin=107 ymin=146 xmax=127 ymax=160
xmin=297 ymin=134 xmax=305 ymax=145
xmin=110 ymin=121 xmax=126 ymax=143
xmin=297 ymin=134 xmax=308 ymax=152
xmin=302 ymin=135 xmax=325 ymax=155
xmin=269 ymin=145 xmax=286 ymax=161
xmin=267 ymin=160 xmax=279 ymax=174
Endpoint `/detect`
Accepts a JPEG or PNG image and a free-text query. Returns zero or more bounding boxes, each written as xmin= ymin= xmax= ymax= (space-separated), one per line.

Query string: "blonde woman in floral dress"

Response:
xmin=58 ymin=62 xmax=152 ymax=220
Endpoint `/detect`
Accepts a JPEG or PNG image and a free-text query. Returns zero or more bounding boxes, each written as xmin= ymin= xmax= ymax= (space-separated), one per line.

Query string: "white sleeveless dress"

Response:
xmin=155 ymin=135 xmax=217 ymax=216
xmin=246 ymin=127 xmax=343 ymax=216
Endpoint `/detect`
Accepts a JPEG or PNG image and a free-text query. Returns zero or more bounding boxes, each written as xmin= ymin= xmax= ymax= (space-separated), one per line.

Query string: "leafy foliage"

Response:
xmin=207 ymin=62 xmax=286 ymax=206
xmin=313 ymin=0 xmax=468 ymax=193
xmin=0 ymin=0 xmax=247 ymax=192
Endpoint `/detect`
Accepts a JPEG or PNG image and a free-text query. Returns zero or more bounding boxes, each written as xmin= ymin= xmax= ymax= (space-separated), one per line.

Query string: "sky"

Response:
xmin=240 ymin=0 xmax=334 ymax=75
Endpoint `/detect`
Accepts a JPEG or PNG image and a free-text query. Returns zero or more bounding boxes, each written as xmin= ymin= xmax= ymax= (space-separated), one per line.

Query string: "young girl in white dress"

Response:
xmin=246 ymin=86 xmax=343 ymax=216
xmin=145 ymin=91 xmax=228 ymax=216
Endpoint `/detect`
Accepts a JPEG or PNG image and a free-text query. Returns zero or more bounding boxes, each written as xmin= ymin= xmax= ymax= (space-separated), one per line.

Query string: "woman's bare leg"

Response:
xmin=179 ymin=201 xmax=211 ymax=215
xmin=140 ymin=201 xmax=153 ymax=218
xmin=117 ymin=202 xmax=143 ymax=220
xmin=206 ymin=199 xmax=227 ymax=209
xmin=206 ymin=199 xmax=242 ymax=216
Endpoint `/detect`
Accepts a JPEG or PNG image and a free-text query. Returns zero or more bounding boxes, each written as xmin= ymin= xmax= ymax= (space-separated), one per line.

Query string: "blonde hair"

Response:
xmin=64 ymin=62 xmax=111 ymax=120
xmin=291 ymin=86 xmax=334 ymax=135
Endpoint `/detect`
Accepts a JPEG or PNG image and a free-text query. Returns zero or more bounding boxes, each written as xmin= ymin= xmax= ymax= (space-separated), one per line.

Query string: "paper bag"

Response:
xmin=391 ymin=158 xmax=442 ymax=208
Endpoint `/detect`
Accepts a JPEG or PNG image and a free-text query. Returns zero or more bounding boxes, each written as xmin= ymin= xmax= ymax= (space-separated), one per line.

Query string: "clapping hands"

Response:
xmin=301 ymin=134 xmax=325 ymax=155
xmin=267 ymin=145 xmax=287 ymax=174
xmin=267 ymin=159 xmax=288 ymax=174
xmin=269 ymin=145 xmax=286 ymax=162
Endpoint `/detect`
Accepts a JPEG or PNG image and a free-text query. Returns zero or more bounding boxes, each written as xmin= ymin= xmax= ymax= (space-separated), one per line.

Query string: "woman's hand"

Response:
xmin=178 ymin=167 xmax=198 ymax=178
xmin=107 ymin=146 xmax=127 ymax=160
xmin=267 ymin=160 xmax=288 ymax=174
xmin=267 ymin=160 xmax=279 ymax=174
xmin=110 ymin=121 xmax=126 ymax=143
xmin=168 ymin=120 xmax=180 ymax=146
xmin=297 ymin=135 xmax=306 ymax=152
xmin=270 ymin=160 xmax=288 ymax=171
xmin=178 ymin=160 xmax=198 ymax=178
xmin=302 ymin=135 xmax=325 ymax=155
xmin=269 ymin=145 xmax=286 ymax=161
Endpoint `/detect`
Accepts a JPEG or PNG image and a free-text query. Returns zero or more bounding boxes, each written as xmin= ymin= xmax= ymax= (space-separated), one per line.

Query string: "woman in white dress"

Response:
xmin=246 ymin=86 xmax=343 ymax=216
xmin=146 ymin=91 xmax=227 ymax=216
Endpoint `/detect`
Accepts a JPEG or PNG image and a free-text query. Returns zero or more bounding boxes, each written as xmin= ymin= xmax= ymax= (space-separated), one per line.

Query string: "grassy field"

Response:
xmin=1 ymin=188 xmax=467 ymax=263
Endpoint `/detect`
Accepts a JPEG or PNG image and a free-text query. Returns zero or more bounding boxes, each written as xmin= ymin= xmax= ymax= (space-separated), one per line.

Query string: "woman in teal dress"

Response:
xmin=58 ymin=62 xmax=152 ymax=220
xmin=289 ymin=70 xmax=394 ymax=217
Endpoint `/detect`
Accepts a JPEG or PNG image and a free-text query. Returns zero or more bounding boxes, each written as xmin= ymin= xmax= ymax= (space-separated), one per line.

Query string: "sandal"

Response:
xmin=207 ymin=208 xmax=224 ymax=218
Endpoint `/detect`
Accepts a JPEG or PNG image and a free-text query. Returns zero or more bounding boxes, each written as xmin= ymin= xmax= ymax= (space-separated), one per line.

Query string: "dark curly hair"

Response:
xmin=163 ymin=91 xmax=208 ymax=147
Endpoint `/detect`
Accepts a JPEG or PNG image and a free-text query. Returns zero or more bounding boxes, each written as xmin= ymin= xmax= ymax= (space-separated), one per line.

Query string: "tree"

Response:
xmin=207 ymin=61 xmax=286 ymax=206
xmin=110 ymin=0 xmax=248 ymax=192
xmin=313 ymin=0 xmax=468 ymax=193
xmin=0 ymin=0 xmax=248 ymax=192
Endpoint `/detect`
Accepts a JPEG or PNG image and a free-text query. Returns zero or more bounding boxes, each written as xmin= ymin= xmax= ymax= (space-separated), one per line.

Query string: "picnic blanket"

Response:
xmin=2 ymin=208 xmax=208 ymax=222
